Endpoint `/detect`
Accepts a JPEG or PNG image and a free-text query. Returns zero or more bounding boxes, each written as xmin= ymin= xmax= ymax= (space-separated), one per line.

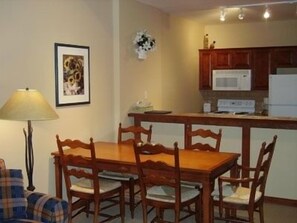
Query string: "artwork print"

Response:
xmin=55 ymin=43 xmax=90 ymax=106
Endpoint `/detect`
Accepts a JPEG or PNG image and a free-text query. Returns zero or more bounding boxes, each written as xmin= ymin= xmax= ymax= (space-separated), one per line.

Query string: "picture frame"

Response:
xmin=54 ymin=43 xmax=90 ymax=106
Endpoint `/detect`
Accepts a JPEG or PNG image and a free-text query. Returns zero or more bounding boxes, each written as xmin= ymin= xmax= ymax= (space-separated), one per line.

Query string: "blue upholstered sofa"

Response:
xmin=0 ymin=159 xmax=68 ymax=223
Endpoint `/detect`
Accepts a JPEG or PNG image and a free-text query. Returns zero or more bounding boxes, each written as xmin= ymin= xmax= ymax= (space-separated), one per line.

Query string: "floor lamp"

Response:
xmin=0 ymin=88 xmax=58 ymax=191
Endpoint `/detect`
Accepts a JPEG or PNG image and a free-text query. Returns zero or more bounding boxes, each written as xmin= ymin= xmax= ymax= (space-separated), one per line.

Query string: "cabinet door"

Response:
xmin=212 ymin=50 xmax=232 ymax=69
xmin=252 ymin=49 xmax=271 ymax=90
xmin=199 ymin=51 xmax=212 ymax=90
xmin=272 ymin=47 xmax=297 ymax=68
xmin=232 ymin=50 xmax=252 ymax=68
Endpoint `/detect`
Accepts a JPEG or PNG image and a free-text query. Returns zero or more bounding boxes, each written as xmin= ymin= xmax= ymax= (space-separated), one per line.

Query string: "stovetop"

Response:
xmin=216 ymin=99 xmax=255 ymax=114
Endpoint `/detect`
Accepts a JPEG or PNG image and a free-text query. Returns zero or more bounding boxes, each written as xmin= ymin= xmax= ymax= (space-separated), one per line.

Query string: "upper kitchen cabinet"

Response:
xmin=232 ymin=50 xmax=252 ymax=68
xmin=199 ymin=50 xmax=212 ymax=90
xmin=271 ymin=46 xmax=297 ymax=68
xmin=212 ymin=49 xmax=252 ymax=69
xmin=212 ymin=50 xmax=232 ymax=69
xmin=252 ymin=48 xmax=272 ymax=90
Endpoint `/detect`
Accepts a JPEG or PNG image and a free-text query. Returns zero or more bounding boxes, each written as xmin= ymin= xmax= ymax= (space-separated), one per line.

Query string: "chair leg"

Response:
xmin=129 ymin=178 xmax=135 ymax=218
xmin=156 ymin=207 xmax=162 ymax=221
xmin=196 ymin=197 xmax=201 ymax=223
xmin=248 ymin=209 xmax=255 ymax=223
xmin=68 ymin=199 xmax=72 ymax=223
xmin=120 ymin=185 xmax=125 ymax=223
xmin=142 ymin=203 xmax=148 ymax=223
xmin=93 ymin=201 xmax=99 ymax=223
xmin=175 ymin=209 xmax=180 ymax=223
xmin=259 ymin=204 xmax=264 ymax=223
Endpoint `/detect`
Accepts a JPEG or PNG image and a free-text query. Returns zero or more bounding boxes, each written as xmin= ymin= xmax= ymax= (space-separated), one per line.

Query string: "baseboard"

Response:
xmin=265 ymin=196 xmax=297 ymax=207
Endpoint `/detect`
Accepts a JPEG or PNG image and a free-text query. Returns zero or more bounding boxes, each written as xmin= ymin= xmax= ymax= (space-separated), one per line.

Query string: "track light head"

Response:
xmin=263 ymin=6 xmax=271 ymax=19
xmin=220 ymin=8 xmax=226 ymax=21
xmin=238 ymin=8 xmax=245 ymax=20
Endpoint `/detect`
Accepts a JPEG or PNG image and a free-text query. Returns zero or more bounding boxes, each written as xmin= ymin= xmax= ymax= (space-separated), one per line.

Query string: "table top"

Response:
xmin=52 ymin=141 xmax=240 ymax=174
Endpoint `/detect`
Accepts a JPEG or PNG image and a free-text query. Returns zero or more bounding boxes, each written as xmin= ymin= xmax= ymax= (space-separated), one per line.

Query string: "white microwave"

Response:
xmin=212 ymin=69 xmax=251 ymax=91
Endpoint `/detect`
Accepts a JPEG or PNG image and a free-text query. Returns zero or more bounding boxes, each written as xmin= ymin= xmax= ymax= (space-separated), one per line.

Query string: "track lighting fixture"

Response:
xmin=238 ymin=8 xmax=244 ymax=20
xmin=219 ymin=0 xmax=297 ymax=22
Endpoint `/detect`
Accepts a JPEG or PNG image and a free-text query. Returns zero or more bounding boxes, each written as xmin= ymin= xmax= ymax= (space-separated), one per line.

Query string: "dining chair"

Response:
xmin=212 ymin=135 xmax=277 ymax=223
xmin=133 ymin=141 xmax=201 ymax=223
xmin=186 ymin=128 xmax=222 ymax=152
xmin=182 ymin=128 xmax=222 ymax=189
xmin=98 ymin=123 xmax=152 ymax=219
xmin=56 ymin=135 xmax=125 ymax=223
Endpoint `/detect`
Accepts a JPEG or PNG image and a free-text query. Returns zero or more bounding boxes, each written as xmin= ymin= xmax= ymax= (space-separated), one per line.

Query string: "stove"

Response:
xmin=215 ymin=99 xmax=255 ymax=114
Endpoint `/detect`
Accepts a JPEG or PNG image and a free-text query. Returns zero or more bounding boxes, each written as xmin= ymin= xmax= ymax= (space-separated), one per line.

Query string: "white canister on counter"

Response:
xmin=203 ymin=101 xmax=211 ymax=113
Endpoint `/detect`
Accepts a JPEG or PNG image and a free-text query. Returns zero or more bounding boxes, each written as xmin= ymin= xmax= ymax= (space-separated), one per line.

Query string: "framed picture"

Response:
xmin=55 ymin=43 xmax=90 ymax=106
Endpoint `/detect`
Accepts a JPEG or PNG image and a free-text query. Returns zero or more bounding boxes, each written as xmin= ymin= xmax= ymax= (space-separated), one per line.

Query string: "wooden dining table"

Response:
xmin=51 ymin=141 xmax=240 ymax=223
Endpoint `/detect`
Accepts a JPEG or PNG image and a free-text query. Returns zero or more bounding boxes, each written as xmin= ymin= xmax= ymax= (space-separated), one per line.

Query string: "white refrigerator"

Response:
xmin=268 ymin=74 xmax=297 ymax=117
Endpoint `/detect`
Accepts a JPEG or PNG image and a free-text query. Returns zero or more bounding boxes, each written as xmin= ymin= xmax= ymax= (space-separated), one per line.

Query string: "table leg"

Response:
xmin=184 ymin=123 xmax=191 ymax=148
xmin=242 ymin=125 xmax=251 ymax=186
xmin=53 ymin=156 xmax=62 ymax=198
xmin=202 ymin=180 xmax=214 ymax=223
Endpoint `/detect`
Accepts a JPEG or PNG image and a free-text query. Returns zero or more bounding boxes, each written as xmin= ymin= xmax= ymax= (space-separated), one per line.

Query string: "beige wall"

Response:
xmin=0 ymin=0 xmax=115 ymax=195
xmin=118 ymin=0 xmax=204 ymax=126
xmin=205 ymin=20 xmax=297 ymax=48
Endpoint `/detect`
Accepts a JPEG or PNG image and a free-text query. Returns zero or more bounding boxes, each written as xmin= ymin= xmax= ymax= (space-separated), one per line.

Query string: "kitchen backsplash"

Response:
xmin=201 ymin=90 xmax=268 ymax=113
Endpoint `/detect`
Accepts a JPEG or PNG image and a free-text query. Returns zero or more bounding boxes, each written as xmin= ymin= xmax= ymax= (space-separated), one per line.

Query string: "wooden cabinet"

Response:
xmin=252 ymin=49 xmax=272 ymax=90
xmin=199 ymin=50 xmax=212 ymax=90
xmin=232 ymin=50 xmax=252 ymax=68
xmin=199 ymin=46 xmax=297 ymax=91
xmin=212 ymin=50 xmax=232 ymax=69
xmin=271 ymin=47 xmax=297 ymax=68
xmin=212 ymin=50 xmax=252 ymax=69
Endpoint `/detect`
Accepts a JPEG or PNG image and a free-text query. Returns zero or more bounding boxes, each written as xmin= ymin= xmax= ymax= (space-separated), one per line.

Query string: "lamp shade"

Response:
xmin=0 ymin=88 xmax=59 ymax=121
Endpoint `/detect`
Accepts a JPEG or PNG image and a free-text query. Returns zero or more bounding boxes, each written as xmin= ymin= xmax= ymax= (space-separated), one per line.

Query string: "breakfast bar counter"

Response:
xmin=128 ymin=112 xmax=297 ymax=193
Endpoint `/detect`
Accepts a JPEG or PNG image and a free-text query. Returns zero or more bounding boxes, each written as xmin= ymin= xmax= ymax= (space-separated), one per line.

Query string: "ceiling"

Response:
xmin=136 ymin=0 xmax=297 ymax=24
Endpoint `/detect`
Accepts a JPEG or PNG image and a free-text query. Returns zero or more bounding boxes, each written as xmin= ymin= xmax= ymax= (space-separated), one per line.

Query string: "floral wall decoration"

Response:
xmin=133 ymin=30 xmax=156 ymax=60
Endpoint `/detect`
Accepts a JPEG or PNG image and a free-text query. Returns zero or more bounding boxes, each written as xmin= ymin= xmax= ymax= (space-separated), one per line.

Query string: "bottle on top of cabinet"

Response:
xmin=210 ymin=41 xmax=216 ymax=49
xmin=203 ymin=34 xmax=209 ymax=49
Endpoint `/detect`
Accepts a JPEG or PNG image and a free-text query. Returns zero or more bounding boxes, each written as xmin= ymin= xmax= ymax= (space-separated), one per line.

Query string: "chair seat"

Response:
xmin=71 ymin=178 xmax=121 ymax=194
xmin=99 ymin=170 xmax=138 ymax=181
xmin=180 ymin=180 xmax=202 ymax=189
xmin=212 ymin=184 xmax=262 ymax=205
xmin=147 ymin=185 xmax=200 ymax=203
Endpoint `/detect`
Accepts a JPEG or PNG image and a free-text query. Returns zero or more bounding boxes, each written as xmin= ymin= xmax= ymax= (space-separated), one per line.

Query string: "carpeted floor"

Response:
xmin=74 ymin=201 xmax=297 ymax=223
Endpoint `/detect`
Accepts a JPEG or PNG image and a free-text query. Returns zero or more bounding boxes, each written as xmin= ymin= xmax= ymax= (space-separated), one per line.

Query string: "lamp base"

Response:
xmin=27 ymin=185 xmax=35 ymax=191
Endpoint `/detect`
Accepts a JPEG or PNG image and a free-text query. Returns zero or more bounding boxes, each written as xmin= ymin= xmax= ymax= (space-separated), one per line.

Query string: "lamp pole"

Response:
xmin=24 ymin=120 xmax=35 ymax=191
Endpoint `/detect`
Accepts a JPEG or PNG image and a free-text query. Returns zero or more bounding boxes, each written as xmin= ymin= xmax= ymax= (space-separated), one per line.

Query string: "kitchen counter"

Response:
xmin=128 ymin=112 xmax=297 ymax=129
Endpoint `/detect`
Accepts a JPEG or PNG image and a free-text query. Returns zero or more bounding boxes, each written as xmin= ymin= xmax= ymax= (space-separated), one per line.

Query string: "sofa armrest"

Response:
xmin=25 ymin=190 xmax=68 ymax=223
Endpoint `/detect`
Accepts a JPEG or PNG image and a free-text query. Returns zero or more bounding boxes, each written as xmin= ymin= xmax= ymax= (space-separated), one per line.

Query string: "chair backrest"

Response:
xmin=250 ymin=135 xmax=277 ymax=200
xmin=186 ymin=128 xmax=222 ymax=152
xmin=56 ymin=135 xmax=100 ymax=198
xmin=118 ymin=122 xmax=152 ymax=144
xmin=0 ymin=159 xmax=6 ymax=170
xmin=133 ymin=142 xmax=181 ymax=203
